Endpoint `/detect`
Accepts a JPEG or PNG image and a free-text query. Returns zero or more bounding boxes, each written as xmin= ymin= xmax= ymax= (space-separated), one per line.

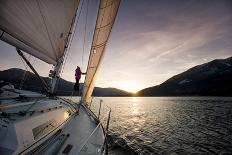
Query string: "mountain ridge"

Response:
xmin=1 ymin=56 xmax=232 ymax=97
xmin=0 ymin=68 xmax=131 ymax=96
xmin=137 ymin=56 xmax=232 ymax=96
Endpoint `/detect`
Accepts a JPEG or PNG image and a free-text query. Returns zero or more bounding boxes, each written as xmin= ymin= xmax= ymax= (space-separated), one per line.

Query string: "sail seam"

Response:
xmin=82 ymin=0 xmax=109 ymax=101
xmin=81 ymin=0 xmax=104 ymax=102
xmin=96 ymin=20 xmax=115 ymax=29
xmin=94 ymin=0 xmax=108 ymax=47
xmin=88 ymin=0 xmax=116 ymax=81
xmin=82 ymin=0 xmax=121 ymax=103
xmin=100 ymin=1 xmax=114 ymax=9
xmin=92 ymin=41 xmax=107 ymax=48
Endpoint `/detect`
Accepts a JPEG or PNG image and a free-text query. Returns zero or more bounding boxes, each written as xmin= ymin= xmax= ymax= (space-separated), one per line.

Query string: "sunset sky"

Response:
xmin=0 ymin=0 xmax=232 ymax=93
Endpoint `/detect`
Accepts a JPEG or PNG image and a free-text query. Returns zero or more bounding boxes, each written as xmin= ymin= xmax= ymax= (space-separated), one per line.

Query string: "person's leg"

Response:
xmin=74 ymin=78 xmax=80 ymax=91
xmin=77 ymin=79 xmax=80 ymax=92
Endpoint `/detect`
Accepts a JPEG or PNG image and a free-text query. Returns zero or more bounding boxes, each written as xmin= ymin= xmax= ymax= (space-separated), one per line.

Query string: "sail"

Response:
xmin=0 ymin=0 xmax=79 ymax=65
xmin=82 ymin=0 xmax=121 ymax=104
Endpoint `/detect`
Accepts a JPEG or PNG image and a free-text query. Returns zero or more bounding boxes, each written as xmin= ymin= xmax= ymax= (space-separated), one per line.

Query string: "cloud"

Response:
xmin=1 ymin=0 xmax=232 ymax=91
xmin=97 ymin=0 xmax=232 ymax=89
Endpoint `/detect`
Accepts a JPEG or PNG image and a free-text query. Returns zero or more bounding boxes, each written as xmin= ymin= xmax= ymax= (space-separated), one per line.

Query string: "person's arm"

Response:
xmin=81 ymin=71 xmax=87 ymax=75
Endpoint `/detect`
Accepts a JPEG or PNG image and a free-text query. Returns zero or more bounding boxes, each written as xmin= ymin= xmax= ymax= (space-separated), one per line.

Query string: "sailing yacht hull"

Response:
xmin=0 ymin=0 xmax=121 ymax=154
xmin=0 ymin=87 xmax=107 ymax=155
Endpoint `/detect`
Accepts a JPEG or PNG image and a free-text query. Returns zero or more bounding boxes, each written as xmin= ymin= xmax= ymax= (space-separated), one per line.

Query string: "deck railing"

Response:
xmin=77 ymin=98 xmax=111 ymax=154
xmin=76 ymin=114 xmax=109 ymax=154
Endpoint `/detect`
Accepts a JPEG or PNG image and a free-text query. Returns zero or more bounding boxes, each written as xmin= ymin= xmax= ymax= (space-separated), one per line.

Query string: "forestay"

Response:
xmin=82 ymin=0 xmax=121 ymax=104
xmin=0 ymin=0 xmax=79 ymax=65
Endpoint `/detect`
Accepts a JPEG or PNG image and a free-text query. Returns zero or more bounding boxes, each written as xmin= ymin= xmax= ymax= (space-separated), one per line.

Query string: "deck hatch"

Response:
xmin=32 ymin=119 xmax=57 ymax=140
xmin=62 ymin=144 xmax=73 ymax=154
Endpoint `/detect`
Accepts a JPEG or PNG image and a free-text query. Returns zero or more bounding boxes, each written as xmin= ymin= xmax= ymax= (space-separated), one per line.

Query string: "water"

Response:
xmin=73 ymin=97 xmax=232 ymax=154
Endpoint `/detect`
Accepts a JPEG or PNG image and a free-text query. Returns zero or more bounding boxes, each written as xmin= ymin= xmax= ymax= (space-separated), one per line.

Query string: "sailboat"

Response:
xmin=0 ymin=0 xmax=120 ymax=154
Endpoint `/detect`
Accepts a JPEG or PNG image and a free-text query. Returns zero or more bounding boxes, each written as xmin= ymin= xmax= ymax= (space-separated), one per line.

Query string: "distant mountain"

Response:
xmin=138 ymin=57 xmax=232 ymax=96
xmin=0 ymin=68 xmax=131 ymax=96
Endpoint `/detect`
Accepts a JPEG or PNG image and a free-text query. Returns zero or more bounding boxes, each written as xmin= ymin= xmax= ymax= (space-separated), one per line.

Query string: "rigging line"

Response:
xmin=25 ymin=57 xmax=37 ymax=86
xmin=54 ymin=0 xmax=83 ymax=96
xmin=19 ymin=55 xmax=30 ymax=89
xmin=19 ymin=55 xmax=41 ymax=90
xmin=19 ymin=55 xmax=37 ymax=89
xmin=55 ymin=0 xmax=83 ymax=94
xmin=92 ymin=0 xmax=121 ymax=72
xmin=93 ymin=0 xmax=109 ymax=48
xmin=56 ymin=0 xmax=84 ymax=96
xmin=61 ymin=0 xmax=81 ymax=57
xmin=19 ymin=61 xmax=29 ymax=89
xmin=60 ymin=0 xmax=85 ymax=77
xmin=60 ymin=4 xmax=80 ymax=76
xmin=81 ymin=0 xmax=90 ymax=71
xmin=68 ymin=0 xmax=89 ymax=98
xmin=17 ymin=49 xmax=50 ymax=92
xmin=82 ymin=0 xmax=108 ymax=99
xmin=1 ymin=30 xmax=54 ymax=63
xmin=36 ymin=0 xmax=56 ymax=59
xmin=19 ymin=57 xmax=28 ymax=81
xmin=83 ymin=0 xmax=120 ymax=101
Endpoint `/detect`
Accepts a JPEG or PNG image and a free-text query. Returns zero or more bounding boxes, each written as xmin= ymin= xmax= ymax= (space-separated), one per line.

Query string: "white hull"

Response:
xmin=0 ymin=86 xmax=107 ymax=155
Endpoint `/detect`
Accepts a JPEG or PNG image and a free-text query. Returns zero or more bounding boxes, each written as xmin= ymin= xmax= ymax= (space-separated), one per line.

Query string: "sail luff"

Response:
xmin=81 ymin=0 xmax=121 ymax=104
xmin=0 ymin=0 xmax=80 ymax=65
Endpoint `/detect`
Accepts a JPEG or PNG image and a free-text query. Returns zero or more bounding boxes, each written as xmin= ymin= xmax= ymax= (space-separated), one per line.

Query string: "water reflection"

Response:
xmin=132 ymin=97 xmax=139 ymax=115
xmin=100 ymin=97 xmax=232 ymax=155
xmin=132 ymin=97 xmax=138 ymax=102
xmin=69 ymin=97 xmax=232 ymax=154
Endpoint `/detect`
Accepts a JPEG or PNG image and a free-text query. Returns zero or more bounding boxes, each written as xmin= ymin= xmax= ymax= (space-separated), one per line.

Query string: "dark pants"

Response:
xmin=74 ymin=79 xmax=80 ymax=91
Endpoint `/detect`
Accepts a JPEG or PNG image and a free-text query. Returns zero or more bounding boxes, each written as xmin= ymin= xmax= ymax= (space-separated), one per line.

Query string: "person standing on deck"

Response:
xmin=74 ymin=66 xmax=86 ymax=92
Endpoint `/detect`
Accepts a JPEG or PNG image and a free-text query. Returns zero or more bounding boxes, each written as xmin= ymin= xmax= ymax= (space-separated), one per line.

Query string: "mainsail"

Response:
xmin=0 ymin=0 xmax=79 ymax=65
xmin=82 ymin=0 xmax=121 ymax=104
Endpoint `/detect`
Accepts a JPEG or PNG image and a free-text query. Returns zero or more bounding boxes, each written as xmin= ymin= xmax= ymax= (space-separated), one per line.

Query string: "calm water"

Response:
xmin=73 ymin=97 xmax=232 ymax=154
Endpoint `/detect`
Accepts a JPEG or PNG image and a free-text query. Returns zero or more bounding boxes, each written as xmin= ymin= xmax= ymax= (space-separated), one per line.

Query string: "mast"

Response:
xmin=49 ymin=58 xmax=63 ymax=94
xmin=81 ymin=0 xmax=121 ymax=104
xmin=49 ymin=4 xmax=79 ymax=94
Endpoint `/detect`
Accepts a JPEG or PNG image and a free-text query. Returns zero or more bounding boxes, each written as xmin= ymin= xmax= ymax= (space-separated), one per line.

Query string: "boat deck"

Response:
xmin=0 ymin=88 xmax=106 ymax=155
xmin=57 ymin=105 xmax=105 ymax=155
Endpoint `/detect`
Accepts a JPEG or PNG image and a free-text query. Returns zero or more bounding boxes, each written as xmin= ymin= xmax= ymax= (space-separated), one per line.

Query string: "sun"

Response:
xmin=117 ymin=81 xmax=143 ymax=93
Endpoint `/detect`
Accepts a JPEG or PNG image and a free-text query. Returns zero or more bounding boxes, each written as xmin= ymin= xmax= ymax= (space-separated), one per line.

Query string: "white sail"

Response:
xmin=0 ymin=0 xmax=79 ymax=65
xmin=82 ymin=0 xmax=121 ymax=104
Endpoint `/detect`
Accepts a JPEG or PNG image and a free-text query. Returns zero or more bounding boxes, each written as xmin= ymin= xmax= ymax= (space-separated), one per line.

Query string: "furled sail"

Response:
xmin=82 ymin=0 xmax=121 ymax=104
xmin=0 ymin=0 xmax=79 ymax=65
